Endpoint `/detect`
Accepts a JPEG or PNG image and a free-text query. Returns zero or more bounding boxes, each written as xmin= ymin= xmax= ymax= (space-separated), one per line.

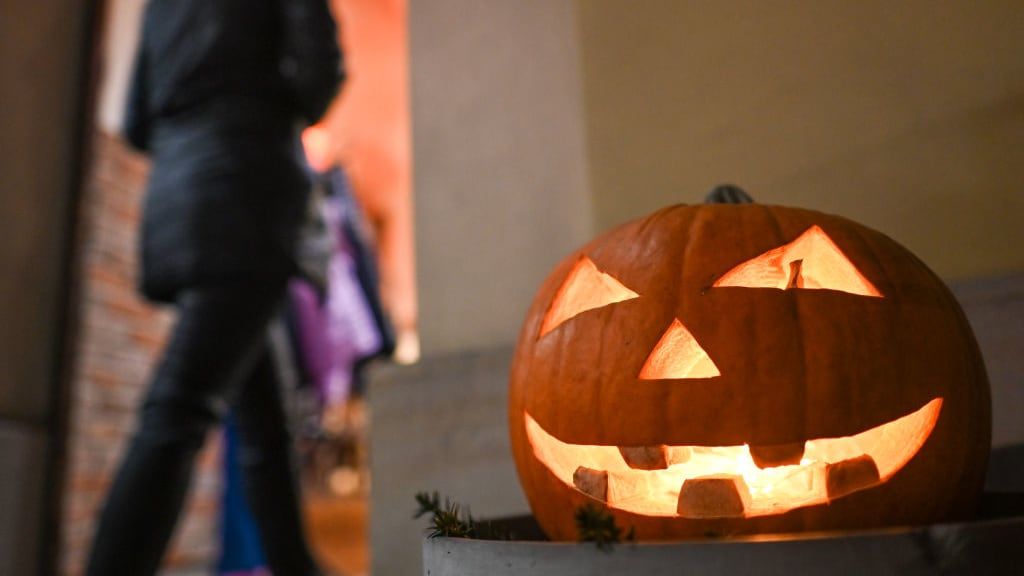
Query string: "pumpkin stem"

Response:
xmin=704 ymin=184 xmax=754 ymax=204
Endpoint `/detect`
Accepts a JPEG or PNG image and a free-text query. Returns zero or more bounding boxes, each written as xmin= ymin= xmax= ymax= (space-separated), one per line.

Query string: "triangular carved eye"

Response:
xmin=540 ymin=256 xmax=640 ymax=337
xmin=713 ymin=226 xmax=882 ymax=297
xmin=639 ymin=319 xmax=720 ymax=379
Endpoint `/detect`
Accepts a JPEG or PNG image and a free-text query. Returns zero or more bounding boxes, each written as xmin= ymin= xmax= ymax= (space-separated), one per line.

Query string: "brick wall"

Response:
xmin=61 ymin=132 xmax=222 ymax=575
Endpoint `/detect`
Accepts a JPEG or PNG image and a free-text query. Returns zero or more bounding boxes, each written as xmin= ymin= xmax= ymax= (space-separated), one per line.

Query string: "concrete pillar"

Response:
xmin=0 ymin=1 xmax=95 ymax=573
xmin=370 ymin=1 xmax=593 ymax=574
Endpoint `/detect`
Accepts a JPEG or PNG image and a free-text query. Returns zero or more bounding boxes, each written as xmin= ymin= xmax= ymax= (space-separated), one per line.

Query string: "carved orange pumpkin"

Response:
xmin=509 ymin=203 xmax=990 ymax=540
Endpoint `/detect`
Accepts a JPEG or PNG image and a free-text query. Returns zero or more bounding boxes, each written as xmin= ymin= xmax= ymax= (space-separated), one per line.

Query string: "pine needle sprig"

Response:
xmin=414 ymin=491 xmax=510 ymax=540
xmin=413 ymin=491 xmax=442 ymax=519
xmin=414 ymin=491 xmax=475 ymax=538
xmin=574 ymin=504 xmax=635 ymax=550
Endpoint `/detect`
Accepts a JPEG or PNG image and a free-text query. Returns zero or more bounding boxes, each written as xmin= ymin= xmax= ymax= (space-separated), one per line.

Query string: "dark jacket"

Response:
xmin=125 ymin=0 xmax=344 ymax=302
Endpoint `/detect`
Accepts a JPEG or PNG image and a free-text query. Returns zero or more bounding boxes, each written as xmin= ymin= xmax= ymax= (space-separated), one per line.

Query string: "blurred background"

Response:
xmin=0 ymin=1 xmax=1021 ymax=574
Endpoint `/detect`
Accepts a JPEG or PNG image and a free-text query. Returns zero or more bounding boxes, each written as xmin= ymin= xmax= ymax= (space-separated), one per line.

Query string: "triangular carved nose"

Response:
xmin=639 ymin=319 xmax=720 ymax=380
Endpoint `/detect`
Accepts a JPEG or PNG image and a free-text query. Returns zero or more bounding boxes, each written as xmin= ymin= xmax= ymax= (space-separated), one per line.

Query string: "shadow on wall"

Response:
xmin=954 ymin=274 xmax=1024 ymax=493
xmin=988 ymin=444 xmax=1024 ymax=492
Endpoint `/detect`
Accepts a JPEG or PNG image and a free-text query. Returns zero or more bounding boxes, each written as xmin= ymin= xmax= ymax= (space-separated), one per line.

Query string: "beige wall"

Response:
xmin=578 ymin=0 xmax=1024 ymax=280
xmin=411 ymin=0 xmax=592 ymax=355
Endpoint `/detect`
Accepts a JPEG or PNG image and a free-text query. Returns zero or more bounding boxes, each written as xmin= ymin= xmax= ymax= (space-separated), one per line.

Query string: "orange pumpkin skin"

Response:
xmin=509 ymin=204 xmax=990 ymax=541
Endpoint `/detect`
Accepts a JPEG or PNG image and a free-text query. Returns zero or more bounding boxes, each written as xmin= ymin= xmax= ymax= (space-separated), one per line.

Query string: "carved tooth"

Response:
xmin=825 ymin=455 xmax=881 ymax=500
xmin=618 ymin=445 xmax=671 ymax=470
xmin=677 ymin=474 xmax=751 ymax=518
xmin=668 ymin=446 xmax=692 ymax=465
xmin=573 ymin=466 xmax=608 ymax=501
xmin=787 ymin=259 xmax=805 ymax=289
xmin=749 ymin=442 xmax=807 ymax=468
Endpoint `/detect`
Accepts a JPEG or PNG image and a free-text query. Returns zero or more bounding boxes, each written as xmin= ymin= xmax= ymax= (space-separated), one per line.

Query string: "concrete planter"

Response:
xmin=423 ymin=496 xmax=1024 ymax=576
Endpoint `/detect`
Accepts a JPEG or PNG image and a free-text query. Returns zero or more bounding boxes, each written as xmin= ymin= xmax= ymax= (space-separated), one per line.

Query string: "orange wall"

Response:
xmin=325 ymin=0 xmax=417 ymax=341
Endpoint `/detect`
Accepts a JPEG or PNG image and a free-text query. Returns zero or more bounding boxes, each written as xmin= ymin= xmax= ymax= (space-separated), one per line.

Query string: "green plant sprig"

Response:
xmin=574 ymin=504 xmax=635 ymax=550
xmin=414 ymin=491 xmax=510 ymax=540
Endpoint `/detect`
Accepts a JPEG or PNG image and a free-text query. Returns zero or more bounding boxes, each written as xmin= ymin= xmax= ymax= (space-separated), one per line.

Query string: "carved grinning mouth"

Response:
xmin=525 ymin=398 xmax=942 ymax=518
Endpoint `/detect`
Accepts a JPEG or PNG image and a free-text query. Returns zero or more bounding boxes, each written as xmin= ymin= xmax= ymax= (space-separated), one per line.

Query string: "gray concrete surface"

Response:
xmin=410 ymin=0 xmax=593 ymax=357
xmin=422 ymin=513 xmax=1024 ymax=576
xmin=0 ymin=424 xmax=46 ymax=576
xmin=951 ymin=273 xmax=1024 ymax=449
xmin=368 ymin=347 xmax=528 ymax=576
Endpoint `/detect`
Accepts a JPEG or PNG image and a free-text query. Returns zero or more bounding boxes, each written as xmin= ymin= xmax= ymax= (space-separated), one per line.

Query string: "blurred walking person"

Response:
xmin=85 ymin=1 xmax=344 ymax=574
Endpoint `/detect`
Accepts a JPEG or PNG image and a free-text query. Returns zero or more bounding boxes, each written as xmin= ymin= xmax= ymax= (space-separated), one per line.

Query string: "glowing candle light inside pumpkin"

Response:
xmin=527 ymin=398 xmax=941 ymax=518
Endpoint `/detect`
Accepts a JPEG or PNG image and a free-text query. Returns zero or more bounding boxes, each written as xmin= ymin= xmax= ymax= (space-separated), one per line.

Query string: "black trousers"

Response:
xmin=86 ymin=277 xmax=320 ymax=576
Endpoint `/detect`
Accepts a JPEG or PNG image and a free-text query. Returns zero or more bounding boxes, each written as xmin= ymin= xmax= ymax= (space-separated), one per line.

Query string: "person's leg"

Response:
xmin=234 ymin=344 xmax=320 ymax=575
xmin=86 ymin=278 xmax=286 ymax=576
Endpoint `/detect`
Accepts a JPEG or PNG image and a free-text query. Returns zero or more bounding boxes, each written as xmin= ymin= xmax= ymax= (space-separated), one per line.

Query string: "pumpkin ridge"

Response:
xmin=750 ymin=206 xmax=799 ymax=444
xmin=775 ymin=207 xmax=813 ymax=447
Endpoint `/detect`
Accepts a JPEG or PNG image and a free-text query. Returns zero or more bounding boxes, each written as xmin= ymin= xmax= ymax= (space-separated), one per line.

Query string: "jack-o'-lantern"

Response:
xmin=509 ymin=198 xmax=990 ymax=540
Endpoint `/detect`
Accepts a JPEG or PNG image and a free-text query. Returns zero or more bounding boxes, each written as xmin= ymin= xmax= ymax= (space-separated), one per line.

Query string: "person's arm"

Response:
xmin=278 ymin=0 xmax=345 ymax=124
